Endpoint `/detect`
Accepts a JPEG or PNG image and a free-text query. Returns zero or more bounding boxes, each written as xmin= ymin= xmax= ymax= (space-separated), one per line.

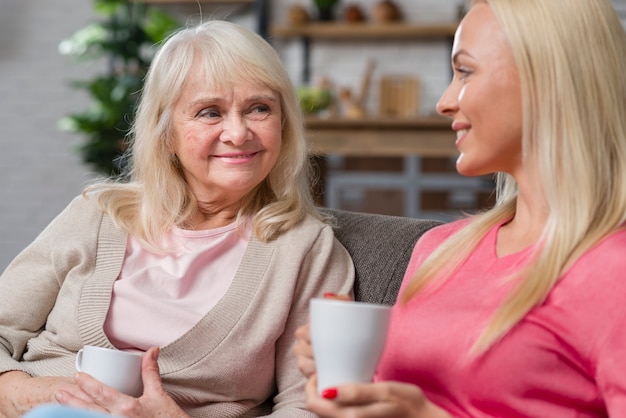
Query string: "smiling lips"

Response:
xmin=456 ymin=129 xmax=469 ymax=144
xmin=451 ymin=121 xmax=470 ymax=146
xmin=212 ymin=151 xmax=260 ymax=161
xmin=212 ymin=151 xmax=259 ymax=164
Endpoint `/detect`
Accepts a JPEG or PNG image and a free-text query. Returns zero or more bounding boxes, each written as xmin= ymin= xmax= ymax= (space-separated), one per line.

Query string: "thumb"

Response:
xmin=141 ymin=347 xmax=165 ymax=395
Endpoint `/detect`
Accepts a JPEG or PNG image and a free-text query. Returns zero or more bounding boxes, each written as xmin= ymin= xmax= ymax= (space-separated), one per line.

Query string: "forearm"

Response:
xmin=0 ymin=370 xmax=74 ymax=418
xmin=0 ymin=371 xmax=35 ymax=418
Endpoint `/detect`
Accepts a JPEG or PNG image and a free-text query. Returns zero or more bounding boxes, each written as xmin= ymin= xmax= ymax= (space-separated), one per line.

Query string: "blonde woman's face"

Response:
xmin=436 ymin=2 xmax=523 ymax=178
xmin=170 ymin=63 xmax=282 ymax=209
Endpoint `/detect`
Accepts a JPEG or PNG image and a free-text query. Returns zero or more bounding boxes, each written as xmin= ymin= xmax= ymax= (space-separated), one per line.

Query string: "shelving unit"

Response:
xmin=271 ymin=20 xmax=494 ymax=219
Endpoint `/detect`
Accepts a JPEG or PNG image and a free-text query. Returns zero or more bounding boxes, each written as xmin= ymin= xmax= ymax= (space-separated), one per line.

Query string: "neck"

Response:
xmin=185 ymin=204 xmax=240 ymax=230
xmin=496 ymin=171 xmax=548 ymax=257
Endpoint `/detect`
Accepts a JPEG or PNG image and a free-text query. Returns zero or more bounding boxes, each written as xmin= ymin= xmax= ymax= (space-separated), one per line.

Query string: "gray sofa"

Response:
xmin=323 ymin=209 xmax=443 ymax=305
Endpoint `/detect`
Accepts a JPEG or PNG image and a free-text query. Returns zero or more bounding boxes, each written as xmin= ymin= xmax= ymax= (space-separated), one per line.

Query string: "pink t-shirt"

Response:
xmin=377 ymin=220 xmax=626 ymax=417
xmin=104 ymin=222 xmax=250 ymax=351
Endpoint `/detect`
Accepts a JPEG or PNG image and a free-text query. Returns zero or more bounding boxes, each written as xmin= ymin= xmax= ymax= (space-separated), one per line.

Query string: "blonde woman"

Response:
xmin=0 ymin=21 xmax=354 ymax=417
xmin=294 ymin=0 xmax=626 ymax=416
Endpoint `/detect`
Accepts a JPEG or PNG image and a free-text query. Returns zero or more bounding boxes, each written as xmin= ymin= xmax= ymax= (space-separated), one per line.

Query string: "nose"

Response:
xmin=220 ymin=114 xmax=251 ymax=145
xmin=436 ymin=80 xmax=460 ymax=118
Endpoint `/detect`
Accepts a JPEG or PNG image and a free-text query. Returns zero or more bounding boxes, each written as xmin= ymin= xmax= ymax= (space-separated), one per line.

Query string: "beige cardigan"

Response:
xmin=0 ymin=195 xmax=355 ymax=417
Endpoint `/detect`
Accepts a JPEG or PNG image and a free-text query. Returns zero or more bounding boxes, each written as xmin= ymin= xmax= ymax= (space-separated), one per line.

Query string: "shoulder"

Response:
xmin=549 ymin=228 xmax=626 ymax=329
xmin=416 ymin=217 xmax=471 ymax=248
xmin=402 ymin=218 xmax=470 ymax=275
xmin=542 ymin=229 xmax=626 ymax=369
xmin=64 ymin=193 xmax=103 ymax=215
xmin=555 ymin=229 xmax=626 ymax=300
xmin=274 ymin=214 xmax=333 ymax=244
xmin=41 ymin=194 xmax=104 ymax=235
xmin=587 ymin=227 xmax=626 ymax=258
xmin=265 ymin=215 xmax=350 ymax=265
xmin=568 ymin=228 xmax=626 ymax=277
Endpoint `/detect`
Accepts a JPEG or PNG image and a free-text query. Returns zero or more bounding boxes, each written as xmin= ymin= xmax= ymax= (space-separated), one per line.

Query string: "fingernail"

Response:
xmin=321 ymin=387 xmax=338 ymax=399
xmin=323 ymin=292 xmax=337 ymax=298
xmin=152 ymin=347 xmax=160 ymax=360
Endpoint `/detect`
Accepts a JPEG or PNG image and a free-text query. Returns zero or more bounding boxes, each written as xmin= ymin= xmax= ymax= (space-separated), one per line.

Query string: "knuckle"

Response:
xmin=117 ymin=398 xmax=141 ymax=416
xmin=380 ymin=384 xmax=395 ymax=399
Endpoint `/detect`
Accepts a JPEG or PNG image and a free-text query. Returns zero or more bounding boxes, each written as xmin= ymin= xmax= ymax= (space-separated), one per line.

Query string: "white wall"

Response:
xmin=0 ymin=0 xmax=99 ymax=271
xmin=1 ymin=0 xmax=625 ymax=271
xmin=0 ymin=1 xmax=262 ymax=272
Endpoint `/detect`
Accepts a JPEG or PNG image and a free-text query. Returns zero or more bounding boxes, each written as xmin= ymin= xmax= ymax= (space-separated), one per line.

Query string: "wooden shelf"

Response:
xmin=133 ymin=0 xmax=254 ymax=3
xmin=271 ymin=22 xmax=458 ymax=40
xmin=304 ymin=116 xmax=457 ymax=157
xmin=305 ymin=116 xmax=451 ymax=129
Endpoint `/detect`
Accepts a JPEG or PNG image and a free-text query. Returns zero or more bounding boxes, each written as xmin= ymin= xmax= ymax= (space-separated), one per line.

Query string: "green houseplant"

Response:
xmin=313 ymin=0 xmax=340 ymax=21
xmin=58 ymin=0 xmax=180 ymax=175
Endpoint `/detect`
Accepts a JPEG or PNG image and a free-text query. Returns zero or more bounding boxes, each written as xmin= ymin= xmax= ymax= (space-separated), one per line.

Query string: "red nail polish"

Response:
xmin=323 ymin=292 xmax=337 ymax=298
xmin=321 ymin=387 xmax=338 ymax=399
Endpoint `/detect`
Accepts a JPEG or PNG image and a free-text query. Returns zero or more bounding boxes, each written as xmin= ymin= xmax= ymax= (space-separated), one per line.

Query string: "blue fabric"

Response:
xmin=22 ymin=404 xmax=115 ymax=418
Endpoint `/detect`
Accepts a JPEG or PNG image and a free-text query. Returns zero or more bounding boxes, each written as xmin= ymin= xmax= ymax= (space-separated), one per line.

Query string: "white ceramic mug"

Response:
xmin=310 ymin=298 xmax=392 ymax=393
xmin=75 ymin=345 xmax=143 ymax=397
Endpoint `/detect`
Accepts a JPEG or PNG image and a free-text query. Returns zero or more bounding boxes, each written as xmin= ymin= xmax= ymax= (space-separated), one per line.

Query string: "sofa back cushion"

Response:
xmin=323 ymin=209 xmax=443 ymax=305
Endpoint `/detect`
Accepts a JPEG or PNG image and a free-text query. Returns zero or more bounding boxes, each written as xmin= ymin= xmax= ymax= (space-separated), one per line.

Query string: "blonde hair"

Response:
xmin=403 ymin=0 xmax=626 ymax=353
xmin=85 ymin=20 xmax=320 ymax=249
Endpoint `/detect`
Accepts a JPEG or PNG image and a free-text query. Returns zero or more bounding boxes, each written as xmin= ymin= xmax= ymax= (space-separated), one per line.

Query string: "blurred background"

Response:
xmin=1 ymin=0 xmax=625 ymax=271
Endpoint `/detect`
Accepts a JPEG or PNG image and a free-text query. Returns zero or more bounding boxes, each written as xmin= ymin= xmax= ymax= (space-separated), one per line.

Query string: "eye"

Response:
xmin=246 ymin=103 xmax=272 ymax=121
xmin=197 ymin=108 xmax=221 ymax=119
xmin=454 ymin=66 xmax=472 ymax=81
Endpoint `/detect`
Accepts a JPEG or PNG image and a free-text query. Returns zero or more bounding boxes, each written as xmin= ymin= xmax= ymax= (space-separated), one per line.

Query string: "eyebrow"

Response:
xmin=452 ymin=49 xmax=472 ymax=65
xmin=189 ymin=94 xmax=279 ymax=108
xmin=248 ymin=94 xmax=279 ymax=103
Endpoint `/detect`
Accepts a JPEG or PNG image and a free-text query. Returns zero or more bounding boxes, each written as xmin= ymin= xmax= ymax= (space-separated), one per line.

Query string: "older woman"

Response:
xmin=0 ymin=20 xmax=354 ymax=418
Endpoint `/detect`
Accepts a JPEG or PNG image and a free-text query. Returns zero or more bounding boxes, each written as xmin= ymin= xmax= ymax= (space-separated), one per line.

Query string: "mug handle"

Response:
xmin=75 ymin=348 xmax=84 ymax=372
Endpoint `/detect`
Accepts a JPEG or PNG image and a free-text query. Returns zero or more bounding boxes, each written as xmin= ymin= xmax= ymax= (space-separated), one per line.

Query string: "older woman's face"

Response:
xmin=170 ymin=63 xmax=282 ymax=209
xmin=436 ymin=2 xmax=523 ymax=178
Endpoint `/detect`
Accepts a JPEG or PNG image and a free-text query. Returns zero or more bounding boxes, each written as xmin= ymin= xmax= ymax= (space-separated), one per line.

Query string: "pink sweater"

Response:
xmin=377 ymin=220 xmax=626 ymax=417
